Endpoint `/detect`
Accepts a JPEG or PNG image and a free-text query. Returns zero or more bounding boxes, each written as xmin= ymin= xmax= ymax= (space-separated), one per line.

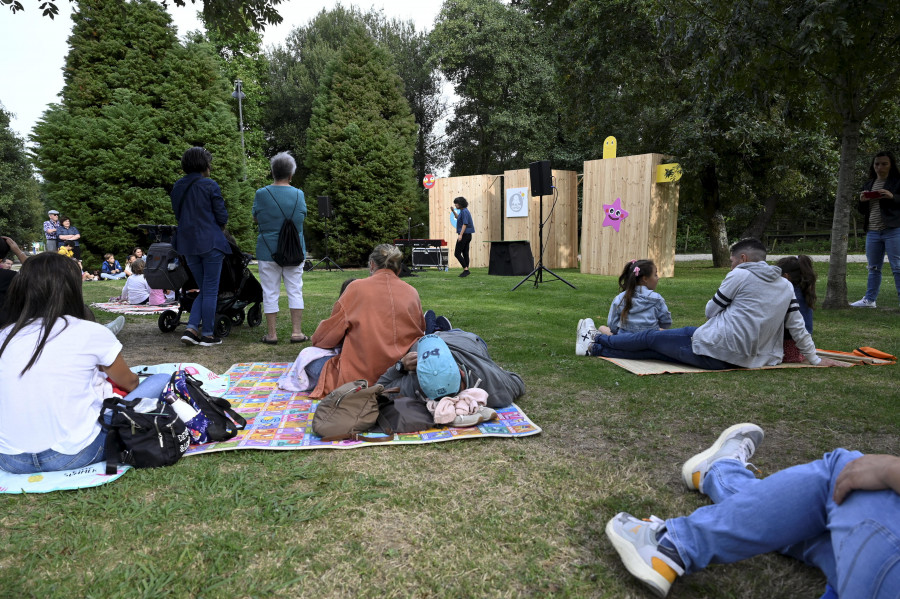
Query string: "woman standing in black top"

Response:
xmin=851 ymin=151 xmax=900 ymax=308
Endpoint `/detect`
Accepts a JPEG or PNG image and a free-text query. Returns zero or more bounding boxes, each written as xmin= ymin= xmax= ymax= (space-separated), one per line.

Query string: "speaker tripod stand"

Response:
xmin=311 ymin=195 xmax=342 ymax=272
xmin=512 ymin=191 xmax=576 ymax=291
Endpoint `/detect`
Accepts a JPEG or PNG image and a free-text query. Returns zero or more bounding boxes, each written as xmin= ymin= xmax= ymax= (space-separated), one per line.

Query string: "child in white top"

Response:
xmin=600 ymin=259 xmax=673 ymax=335
xmin=121 ymin=259 xmax=151 ymax=304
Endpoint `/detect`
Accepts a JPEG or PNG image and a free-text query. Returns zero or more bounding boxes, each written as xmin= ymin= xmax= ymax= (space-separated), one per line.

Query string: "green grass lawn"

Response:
xmin=2 ymin=261 xmax=897 ymax=598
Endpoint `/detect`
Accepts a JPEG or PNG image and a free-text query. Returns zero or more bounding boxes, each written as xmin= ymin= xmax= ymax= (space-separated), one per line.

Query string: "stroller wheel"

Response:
xmin=231 ymin=310 xmax=245 ymax=326
xmin=215 ymin=314 xmax=233 ymax=338
xmin=158 ymin=310 xmax=179 ymax=333
xmin=247 ymin=303 xmax=262 ymax=327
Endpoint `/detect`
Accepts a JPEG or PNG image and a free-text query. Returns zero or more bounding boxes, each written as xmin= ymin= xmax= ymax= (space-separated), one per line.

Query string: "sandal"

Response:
xmin=290 ymin=334 xmax=310 ymax=344
xmin=260 ymin=336 xmax=278 ymax=345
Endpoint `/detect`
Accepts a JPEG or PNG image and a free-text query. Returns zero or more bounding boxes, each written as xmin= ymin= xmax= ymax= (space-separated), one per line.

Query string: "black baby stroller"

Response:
xmin=140 ymin=225 xmax=263 ymax=338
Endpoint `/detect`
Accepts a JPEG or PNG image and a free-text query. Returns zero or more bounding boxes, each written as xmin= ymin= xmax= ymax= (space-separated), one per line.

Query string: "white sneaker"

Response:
xmin=606 ymin=513 xmax=684 ymax=597
xmin=681 ymin=423 xmax=764 ymax=493
xmin=105 ymin=315 xmax=125 ymax=337
xmin=478 ymin=407 xmax=497 ymax=422
xmin=451 ymin=413 xmax=483 ymax=428
xmin=576 ymin=318 xmax=597 ymax=356
xmin=850 ymin=298 xmax=876 ymax=308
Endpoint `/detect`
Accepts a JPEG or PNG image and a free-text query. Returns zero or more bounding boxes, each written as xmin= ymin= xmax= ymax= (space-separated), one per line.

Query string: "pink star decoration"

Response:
xmin=602 ymin=197 xmax=629 ymax=232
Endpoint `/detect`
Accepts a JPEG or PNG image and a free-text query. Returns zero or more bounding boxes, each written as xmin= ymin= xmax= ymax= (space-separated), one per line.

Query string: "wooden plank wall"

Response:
xmin=427 ymin=175 xmax=501 ymax=269
xmin=581 ymin=153 xmax=679 ymax=277
xmin=502 ymin=169 xmax=579 ymax=269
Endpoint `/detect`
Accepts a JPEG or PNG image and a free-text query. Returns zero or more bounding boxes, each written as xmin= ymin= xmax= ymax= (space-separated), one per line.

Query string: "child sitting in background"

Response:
xmin=599 ymin=259 xmax=673 ymax=336
xmin=123 ymin=254 xmax=138 ymax=277
xmin=120 ymin=259 xmax=151 ymax=304
xmin=100 ymin=254 xmax=126 ymax=280
xmin=76 ymin=259 xmax=97 ymax=281
xmin=776 ymin=255 xmax=816 ymax=363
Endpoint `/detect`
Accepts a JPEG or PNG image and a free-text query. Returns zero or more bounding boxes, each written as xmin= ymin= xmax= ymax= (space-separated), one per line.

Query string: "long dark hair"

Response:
xmin=776 ymin=255 xmax=816 ymax=310
xmin=867 ymin=151 xmax=900 ymax=181
xmin=617 ymin=259 xmax=655 ymax=327
xmin=0 ymin=252 xmax=87 ymax=374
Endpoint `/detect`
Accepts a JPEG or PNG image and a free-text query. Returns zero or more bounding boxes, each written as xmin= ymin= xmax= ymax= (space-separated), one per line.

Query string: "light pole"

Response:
xmin=232 ymin=79 xmax=247 ymax=181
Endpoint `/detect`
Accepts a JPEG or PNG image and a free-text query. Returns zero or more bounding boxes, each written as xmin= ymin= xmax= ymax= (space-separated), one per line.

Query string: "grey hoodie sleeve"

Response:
xmin=706 ymin=269 xmax=741 ymax=319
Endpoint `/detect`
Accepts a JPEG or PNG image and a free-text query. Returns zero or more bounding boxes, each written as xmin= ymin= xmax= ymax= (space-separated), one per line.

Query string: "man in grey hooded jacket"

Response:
xmin=377 ymin=329 xmax=525 ymax=408
xmin=583 ymin=239 xmax=848 ymax=369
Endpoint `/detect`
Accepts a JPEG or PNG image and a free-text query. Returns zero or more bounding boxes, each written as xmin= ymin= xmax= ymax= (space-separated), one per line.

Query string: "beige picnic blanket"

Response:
xmin=600 ymin=349 xmax=895 ymax=375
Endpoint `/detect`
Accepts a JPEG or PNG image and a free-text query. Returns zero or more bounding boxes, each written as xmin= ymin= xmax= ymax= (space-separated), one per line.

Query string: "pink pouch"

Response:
xmin=148 ymin=288 xmax=165 ymax=305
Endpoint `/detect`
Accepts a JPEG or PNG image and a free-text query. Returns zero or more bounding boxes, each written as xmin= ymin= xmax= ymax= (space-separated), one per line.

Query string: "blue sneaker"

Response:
xmin=435 ymin=315 xmax=452 ymax=331
xmin=424 ymin=309 xmax=437 ymax=334
xmin=606 ymin=513 xmax=684 ymax=597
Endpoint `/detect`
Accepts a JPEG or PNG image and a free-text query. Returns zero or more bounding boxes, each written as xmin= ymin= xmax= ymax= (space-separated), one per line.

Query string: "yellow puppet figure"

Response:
xmin=603 ymin=136 xmax=618 ymax=159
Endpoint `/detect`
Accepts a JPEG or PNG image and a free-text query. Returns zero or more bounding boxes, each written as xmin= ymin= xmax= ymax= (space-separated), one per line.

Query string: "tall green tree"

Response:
xmin=430 ymin=0 xmax=559 ymax=175
xmin=665 ymin=0 xmax=900 ymax=306
xmin=5 ymin=0 xmax=284 ymax=38
xmin=265 ymin=6 xmax=367 ymax=184
xmin=0 ymin=104 xmax=42 ymax=246
xmin=304 ymin=29 xmax=418 ymax=265
xmin=31 ymin=0 xmax=252 ymax=260
xmin=528 ymin=0 xmax=839 ymax=265
xmin=264 ymin=6 xmax=445 ymax=191
xmin=199 ymin=21 xmax=271 ymax=189
xmin=363 ymin=11 xmax=447 ymax=189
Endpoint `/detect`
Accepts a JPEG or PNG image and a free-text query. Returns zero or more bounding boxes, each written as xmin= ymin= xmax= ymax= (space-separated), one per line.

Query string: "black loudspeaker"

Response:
xmin=317 ymin=196 xmax=333 ymax=219
xmin=529 ymin=160 xmax=552 ymax=196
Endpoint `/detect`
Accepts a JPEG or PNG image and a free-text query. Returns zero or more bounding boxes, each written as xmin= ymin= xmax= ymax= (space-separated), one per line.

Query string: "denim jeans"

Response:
xmin=185 ymin=249 xmax=225 ymax=337
xmin=100 ymin=272 xmax=127 ymax=280
xmin=864 ymin=227 xmax=900 ymax=303
xmin=667 ymin=449 xmax=900 ymax=599
xmin=303 ymin=356 xmax=332 ymax=392
xmin=0 ymin=373 xmax=171 ymax=474
xmin=589 ymin=326 xmax=735 ymax=369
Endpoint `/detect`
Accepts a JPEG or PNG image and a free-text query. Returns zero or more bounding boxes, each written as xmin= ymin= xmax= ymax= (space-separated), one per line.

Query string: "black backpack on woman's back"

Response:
xmin=262 ymin=188 xmax=304 ymax=267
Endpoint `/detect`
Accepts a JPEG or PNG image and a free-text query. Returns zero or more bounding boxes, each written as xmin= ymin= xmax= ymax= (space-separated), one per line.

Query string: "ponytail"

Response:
xmin=617 ymin=259 xmax=655 ymax=326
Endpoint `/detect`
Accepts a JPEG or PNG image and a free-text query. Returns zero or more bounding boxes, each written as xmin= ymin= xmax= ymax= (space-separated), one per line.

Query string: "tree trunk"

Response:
xmin=741 ymin=194 xmax=780 ymax=240
xmin=822 ymin=119 xmax=860 ymax=309
xmin=699 ymin=164 xmax=730 ymax=266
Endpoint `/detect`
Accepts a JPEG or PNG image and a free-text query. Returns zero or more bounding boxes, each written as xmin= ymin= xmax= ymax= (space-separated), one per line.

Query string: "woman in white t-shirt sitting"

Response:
xmin=0 ymin=252 xmax=168 ymax=474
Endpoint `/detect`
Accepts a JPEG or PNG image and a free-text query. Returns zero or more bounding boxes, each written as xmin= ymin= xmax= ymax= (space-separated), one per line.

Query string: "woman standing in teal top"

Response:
xmin=252 ymin=152 xmax=308 ymax=344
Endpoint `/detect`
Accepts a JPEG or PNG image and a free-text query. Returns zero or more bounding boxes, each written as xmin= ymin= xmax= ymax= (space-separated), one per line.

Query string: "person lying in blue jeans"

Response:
xmin=606 ymin=423 xmax=900 ymax=598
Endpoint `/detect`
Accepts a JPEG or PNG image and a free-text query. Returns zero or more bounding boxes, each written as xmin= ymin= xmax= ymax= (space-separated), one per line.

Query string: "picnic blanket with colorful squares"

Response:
xmin=184 ymin=362 xmax=541 ymax=455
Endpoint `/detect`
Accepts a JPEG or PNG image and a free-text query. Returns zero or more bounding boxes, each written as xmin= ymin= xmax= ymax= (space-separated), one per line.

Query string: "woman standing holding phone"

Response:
xmin=451 ymin=196 xmax=474 ymax=277
xmin=851 ymin=151 xmax=900 ymax=308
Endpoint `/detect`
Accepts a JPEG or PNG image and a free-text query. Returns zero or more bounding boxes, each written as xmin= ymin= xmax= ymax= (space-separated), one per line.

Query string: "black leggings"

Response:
xmin=455 ymin=233 xmax=472 ymax=269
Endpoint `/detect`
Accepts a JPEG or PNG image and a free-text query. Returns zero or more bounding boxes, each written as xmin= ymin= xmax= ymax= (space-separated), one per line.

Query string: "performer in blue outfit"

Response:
xmin=170 ymin=146 xmax=231 ymax=347
xmin=451 ymin=196 xmax=475 ymax=277
xmin=606 ymin=423 xmax=900 ymax=599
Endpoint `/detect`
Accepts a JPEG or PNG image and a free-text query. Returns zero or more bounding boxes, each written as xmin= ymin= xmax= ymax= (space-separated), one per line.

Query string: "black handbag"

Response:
xmin=99 ymin=396 xmax=190 ymax=475
xmin=375 ymin=395 xmax=435 ymax=434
